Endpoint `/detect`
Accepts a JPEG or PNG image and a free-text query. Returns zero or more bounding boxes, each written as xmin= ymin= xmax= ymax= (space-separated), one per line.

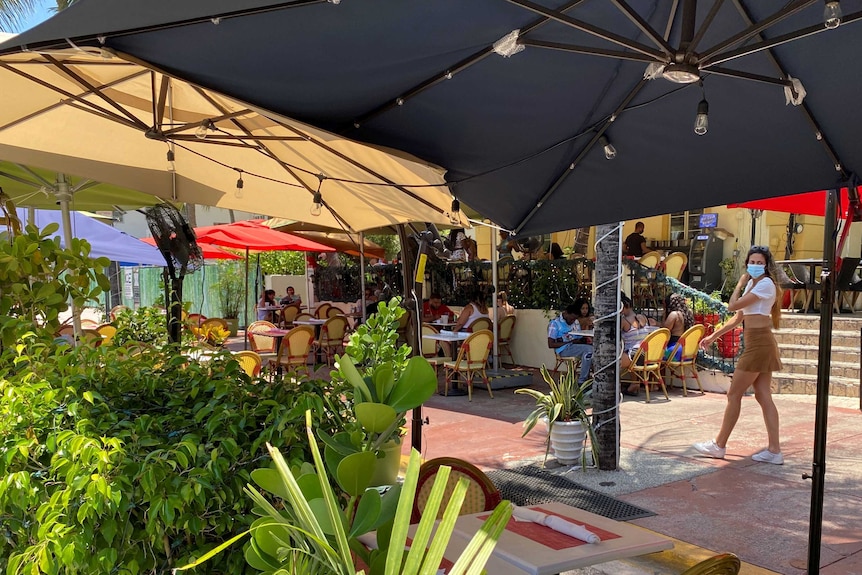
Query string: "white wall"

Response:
xmin=266 ymin=275 xmax=308 ymax=305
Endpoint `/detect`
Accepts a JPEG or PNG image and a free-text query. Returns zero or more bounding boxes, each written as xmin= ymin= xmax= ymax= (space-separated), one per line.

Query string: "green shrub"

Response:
xmin=0 ymin=340 xmax=348 ymax=574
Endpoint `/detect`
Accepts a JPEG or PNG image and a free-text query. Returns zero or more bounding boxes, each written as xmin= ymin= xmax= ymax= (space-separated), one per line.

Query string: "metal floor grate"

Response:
xmin=486 ymin=465 xmax=655 ymax=522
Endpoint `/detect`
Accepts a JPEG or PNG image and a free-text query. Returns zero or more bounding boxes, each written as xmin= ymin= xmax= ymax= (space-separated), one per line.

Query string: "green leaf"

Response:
xmin=349 ymin=488 xmax=382 ymax=538
xmin=336 ymin=451 xmax=377 ymax=497
xmin=355 ymin=402 xmax=397 ymax=434
xmin=387 ymin=356 xmax=437 ymax=412
xmin=251 ymin=468 xmax=292 ymax=500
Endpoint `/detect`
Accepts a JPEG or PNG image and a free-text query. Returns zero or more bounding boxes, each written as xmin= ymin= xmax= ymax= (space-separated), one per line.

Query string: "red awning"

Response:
xmin=728 ymin=188 xmax=857 ymax=217
xmin=193 ymin=220 xmax=335 ymax=252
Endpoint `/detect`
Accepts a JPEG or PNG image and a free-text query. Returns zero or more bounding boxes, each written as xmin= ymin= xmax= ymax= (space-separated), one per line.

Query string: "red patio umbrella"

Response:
xmin=192 ymin=220 xmax=334 ymax=348
xmin=193 ymin=220 xmax=335 ymax=252
xmin=141 ymin=236 xmax=242 ymax=260
xmin=728 ymin=188 xmax=856 ymax=217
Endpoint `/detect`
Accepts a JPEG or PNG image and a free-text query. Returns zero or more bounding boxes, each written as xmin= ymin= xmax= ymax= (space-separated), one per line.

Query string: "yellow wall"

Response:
xmin=473 ymin=205 xmax=855 ymax=266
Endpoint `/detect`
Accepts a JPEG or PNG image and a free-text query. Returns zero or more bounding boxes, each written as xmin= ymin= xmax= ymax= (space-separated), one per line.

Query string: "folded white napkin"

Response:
xmin=512 ymin=506 xmax=600 ymax=544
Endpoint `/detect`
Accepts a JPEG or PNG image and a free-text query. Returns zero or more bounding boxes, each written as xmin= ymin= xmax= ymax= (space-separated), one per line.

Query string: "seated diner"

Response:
xmin=547 ymin=303 xmax=593 ymax=384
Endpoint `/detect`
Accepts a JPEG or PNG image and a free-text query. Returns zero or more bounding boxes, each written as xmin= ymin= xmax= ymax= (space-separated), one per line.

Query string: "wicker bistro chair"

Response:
xmin=623 ymin=327 xmax=671 ymax=403
xmin=294 ymin=312 xmax=314 ymax=322
xmin=466 ymin=316 xmax=492 ymax=333
xmin=246 ymin=320 xmax=278 ymax=353
xmin=326 ymin=306 xmax=344 ymax=318
xmin=679 ymin=553 xmax=741 ymax=575
xmin=270 ymin=325 xmax=315 ymax=378
xmin=313 ymin=303 xmax=332 ymax=319
xmin=95 ymin=323 xmax=117 ymax=345
xmin=410 ymin=457 xmax=502 ymax=524
xmin=633 ymin=250 xmax=662 ymax=310
xmin=186 ymin=313 xmax=207 ymax=327
xmin=311 ymin=315 xmax=350 ymax=367
xmin=663 ymin=324 xmax=706 ymax=396
xmin=200 ymin=317 xmax=229 ymax=332
xmin=234 ymin=350 xmax=262 ymax=378
xmin=443 ymin=330 xmax=494 ymax=402
xmin=420 ymin=324 xmax=447 ymax=374
xmin=395 ymin=308 xmax=413 ymax=345
xmin=279 ymin=304 xmax=301 ymax=327
xmin=496 ymin=314 xmax=516 ymax=366
xmin=109 ymin=304 xmax=130 ymax=321
xmin=663 ymin=251 xmax=688 ymax=281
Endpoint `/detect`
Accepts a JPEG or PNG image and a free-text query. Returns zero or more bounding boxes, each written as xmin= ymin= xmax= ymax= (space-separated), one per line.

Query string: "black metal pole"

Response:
xmin=806 ymin=188 xmax=839 ymax=575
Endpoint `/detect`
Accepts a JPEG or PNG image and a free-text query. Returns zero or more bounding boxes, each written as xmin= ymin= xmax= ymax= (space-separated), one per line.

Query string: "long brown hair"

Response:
xmin=746 ymin=246 xmax=782 ymax=329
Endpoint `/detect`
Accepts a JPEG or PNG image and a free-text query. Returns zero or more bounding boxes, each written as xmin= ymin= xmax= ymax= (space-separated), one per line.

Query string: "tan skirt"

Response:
xmin=736 ymin=327 xmax=783 ymax=373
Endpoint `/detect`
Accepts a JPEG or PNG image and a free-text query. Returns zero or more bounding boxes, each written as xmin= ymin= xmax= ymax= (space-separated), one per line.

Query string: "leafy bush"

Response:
xmin=0 ymin=222 xmax=110 ymax=346
xmin=0 ymin=222 xmax=351 ymax=574
xmin=0 ymin=340 xmax=349 ymax=574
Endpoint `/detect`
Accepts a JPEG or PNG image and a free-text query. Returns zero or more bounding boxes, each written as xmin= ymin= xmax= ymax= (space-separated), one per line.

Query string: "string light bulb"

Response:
xmin=449 ymin=197 xmax=461 ymax=225
xmin=235 ymin=171 xmax=244 ymax=198
xmin=599 ymin=135 xmax=617 ymax=160
xmin=310 ymin=191 xmax=323 ymax=216
xmin=196 ymin=119 xmax=214 ymax=140
xmin=824 ymin=1 xmax=842 ymax=28
xmin=694 ymin=98 xmax=709 ymax=136
xmin=166 ymin=149 xmax=175 ymax=172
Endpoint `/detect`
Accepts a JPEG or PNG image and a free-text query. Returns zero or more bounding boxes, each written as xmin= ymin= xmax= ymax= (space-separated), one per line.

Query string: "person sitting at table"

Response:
xmin=422 ymin=292 xmax=454 ymax=323
xmin=257 ymin=289 xmax=278 ymax=321
xmin=547 ymin=303 xmax=593 ymax=385
xmin=571 ymin=297 xmax=594 ymax=343
xmin=663 ymin=293 xmax=695 ymax=355
xmin=495 ymin=290 xmax=515 ymax=317
xmin=623 ymin=221 xmax=648 ymax=257
xmin=452 ymin=287 xmax=490 ymax=332
xmin=621 ymin=293 xmax=658 ymax=395
xmin=280 ymin=285 xmax=301 ymax=306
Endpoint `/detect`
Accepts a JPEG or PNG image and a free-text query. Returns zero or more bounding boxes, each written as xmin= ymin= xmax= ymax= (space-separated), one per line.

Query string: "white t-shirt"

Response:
xmin=741 ymin=277 xmax=776 ymax=316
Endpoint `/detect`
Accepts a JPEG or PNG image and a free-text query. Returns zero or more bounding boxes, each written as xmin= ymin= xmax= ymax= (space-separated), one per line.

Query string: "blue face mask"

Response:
xmin=747 ymin=264 xmax=766 ymax=278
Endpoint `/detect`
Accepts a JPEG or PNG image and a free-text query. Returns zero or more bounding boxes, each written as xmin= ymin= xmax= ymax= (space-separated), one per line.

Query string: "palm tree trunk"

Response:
xmin=592 ymin=222 xmax=622 ymax=470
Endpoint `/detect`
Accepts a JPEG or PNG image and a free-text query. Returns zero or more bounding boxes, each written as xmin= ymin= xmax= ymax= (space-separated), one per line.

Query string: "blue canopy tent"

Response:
xmin=17 ymin=208 xmax=165 ymax=266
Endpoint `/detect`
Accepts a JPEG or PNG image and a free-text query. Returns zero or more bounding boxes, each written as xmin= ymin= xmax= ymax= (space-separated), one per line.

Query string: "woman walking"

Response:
xmin=693 ymin=246 xmax=784 ymax=464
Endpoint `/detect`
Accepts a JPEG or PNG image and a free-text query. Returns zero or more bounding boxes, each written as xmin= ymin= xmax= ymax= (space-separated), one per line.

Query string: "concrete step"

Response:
xmin=772 ymin=371 xmax=859 ymax=397
xmin=778 ymin=356 xmax=859 ymax=378
xmin=777 ymin=343 xmax=859 ymax=364
xmin=772 ymin=327 xmax=861 ymax=348
xmin=780 ymin=314 xmax=862 ymax=331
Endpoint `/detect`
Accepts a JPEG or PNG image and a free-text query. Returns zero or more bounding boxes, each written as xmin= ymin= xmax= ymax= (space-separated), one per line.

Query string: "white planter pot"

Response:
xmin=546 ymin=419 xmax=587 ymax=465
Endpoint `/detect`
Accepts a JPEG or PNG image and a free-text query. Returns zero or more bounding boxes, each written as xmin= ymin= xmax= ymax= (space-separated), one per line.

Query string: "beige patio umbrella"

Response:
xmin=0 ymin=47 xmax=466 ymax=233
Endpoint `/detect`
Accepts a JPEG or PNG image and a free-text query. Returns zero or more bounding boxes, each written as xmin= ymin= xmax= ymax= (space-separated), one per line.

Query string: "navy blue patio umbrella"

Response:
xmin=2 ymin=2 xmax=861 ymax=571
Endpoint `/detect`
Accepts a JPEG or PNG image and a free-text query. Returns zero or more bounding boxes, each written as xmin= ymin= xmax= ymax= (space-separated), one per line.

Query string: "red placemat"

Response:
xmin=480 ymin=507 xmax=620 ymax=550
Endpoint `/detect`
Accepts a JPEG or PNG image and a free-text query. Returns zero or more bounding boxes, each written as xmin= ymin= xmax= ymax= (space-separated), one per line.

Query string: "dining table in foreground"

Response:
xmin=453 ymin=501 xmax=673 ymax=575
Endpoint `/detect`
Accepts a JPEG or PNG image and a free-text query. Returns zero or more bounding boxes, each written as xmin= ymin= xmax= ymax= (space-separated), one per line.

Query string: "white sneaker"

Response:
xmin=693 ymin=440 xmax=726 ymax=459
xmin=752 ymin=449 xmax=784 ymax=465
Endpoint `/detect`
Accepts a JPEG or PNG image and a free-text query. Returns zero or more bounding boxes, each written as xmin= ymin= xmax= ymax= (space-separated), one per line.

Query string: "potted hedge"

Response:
xmin=328 ymin=299 xmax=438 ymax=487
xmin=516 ymin=365 xmax=597 ymax=468
xmin=216 ymin=261 xmax=244 ymax=335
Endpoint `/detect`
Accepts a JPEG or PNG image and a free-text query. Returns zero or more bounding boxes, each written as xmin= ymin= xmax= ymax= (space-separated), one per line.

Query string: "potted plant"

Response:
xmin=515 ymin=365 xmax=598 ymax=468
xmin=691 ymin=290 xmax=723 ymax=335
xmin=216 ymin=261 xmax=244 ymax=335
xmin=327 ymin=299 xmax=438 ymax=487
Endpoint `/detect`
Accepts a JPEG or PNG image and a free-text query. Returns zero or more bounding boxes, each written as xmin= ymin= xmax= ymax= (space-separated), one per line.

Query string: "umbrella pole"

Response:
xmin=360 ymin=232 xmax=367 ymax=322
xmin=244 ymin=248 xmax=250 ymax=348
xmin=806 ymin=189 xmax=838 ymax=575
xmin=56 ymin=175 xmax=82 ymax=342
xmin=492 ymin=230 xmax=499 ymax=370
